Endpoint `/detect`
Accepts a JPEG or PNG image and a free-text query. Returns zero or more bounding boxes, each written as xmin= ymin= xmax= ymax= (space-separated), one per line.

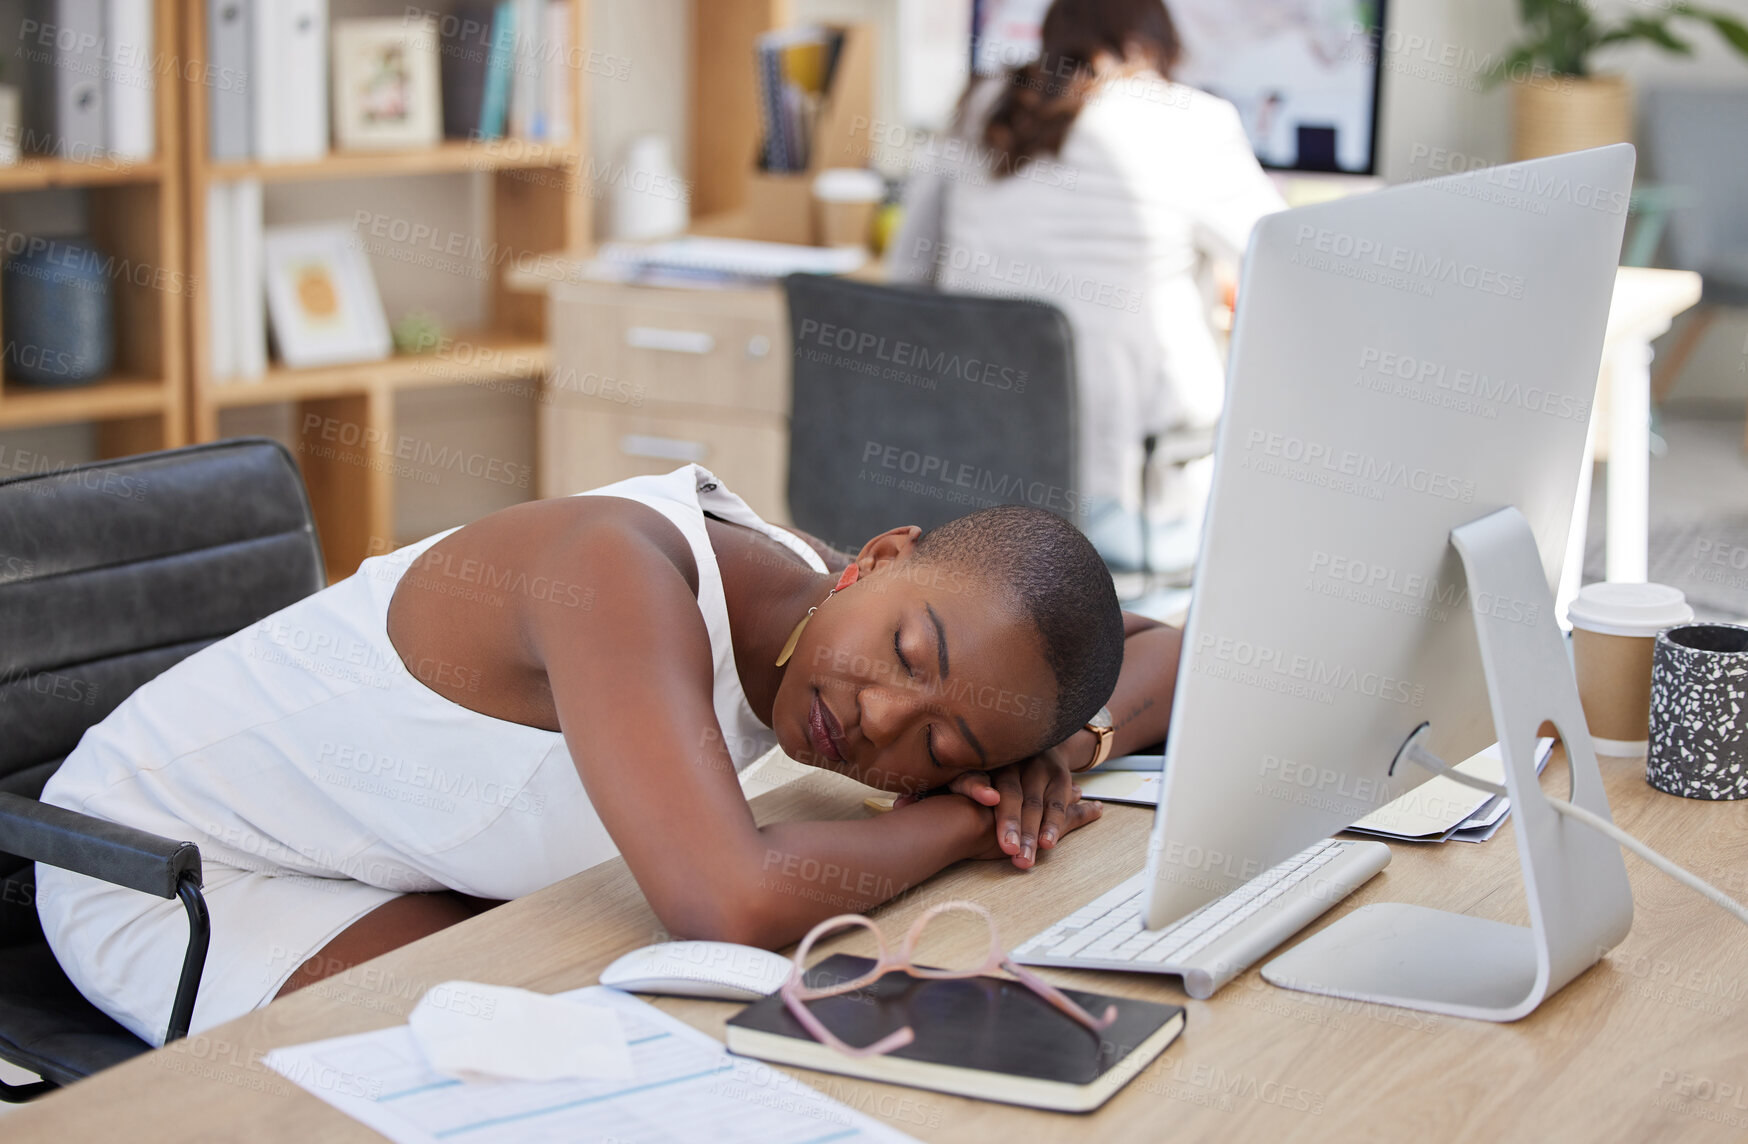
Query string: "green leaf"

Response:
xmin=1613 ymin=16 xmax=1696 ymax=55
xmin=1697 ymin=10 xmax=1748 ymax=57
xmin=1546 ymin=1 xmax=1598 ymax=74
xmin=1520 ymin=0 xmax=1556 ymax=25
xmin=1490 ymin=0 xmax=1748 ymax=80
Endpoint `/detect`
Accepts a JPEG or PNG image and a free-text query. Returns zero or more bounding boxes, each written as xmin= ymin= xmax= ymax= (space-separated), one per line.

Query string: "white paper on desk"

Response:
xmin=1349 ymin=745 xmax=1504 ymax=839
xmin=408 ymin=981 xmax=633 ymax=1084
xmin=1450 ymin=809 xmax=1512 ymax=844
xmin=1460 ymin=795 xmax=1511 ymax=831
xmin=1349 ymin=739 xmax=1554 ymax=842
xmin=1445 ymin=741 xmax=1559 ymax=843
xmin=264 ymin=986 xmax=920 ymax=1144
xmin=1078 ymin=769 xmax=1164 ymax=806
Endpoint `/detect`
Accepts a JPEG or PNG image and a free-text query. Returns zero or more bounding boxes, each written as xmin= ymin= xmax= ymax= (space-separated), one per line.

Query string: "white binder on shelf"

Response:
xmin=252 ymin=0 xmax=328 ymax=162
xmin=105 ymin=0 xmax=156 ymax=159
xmin=205 ymin=183 xmax=237 ymax=382
xmin=48 ymin=0 xmax=106 ymax=158
xmin=231 ymin=179 xmax=267 ymax=380
xmin=206 ymin=0 xmax=252 ymax=159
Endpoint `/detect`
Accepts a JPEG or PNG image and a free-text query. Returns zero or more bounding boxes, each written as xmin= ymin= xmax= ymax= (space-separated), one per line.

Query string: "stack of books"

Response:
xmin=204 ymin=179 xmax=265 ymax=383
xmin=205 ymin=0 xmax=571 ymax=162
xmin=439 ymin=1 xmax=573 ymax=144
xmin=19 ymin=0 xmax=156 ymax=162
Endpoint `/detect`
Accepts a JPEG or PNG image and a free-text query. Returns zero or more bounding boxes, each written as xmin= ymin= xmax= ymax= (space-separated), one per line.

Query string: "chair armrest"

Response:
xmin=0 ymin=792 xmax=201 ymax=899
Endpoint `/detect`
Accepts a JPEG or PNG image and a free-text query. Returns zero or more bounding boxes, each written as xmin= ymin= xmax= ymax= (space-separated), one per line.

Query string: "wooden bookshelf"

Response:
xmin=206 ymin=140 xmax=583 ymax=184
xmin=0 ymin=0 xmax=186 ymax=459
xmin=0 ymin=376 xmax=168 ymax=428
xmin=0 ymin=156 xmax=165 ymax=192
xmin=184 ymin=2 xmax=591 ymax=583
xmin=204 ymin=333 xmax=552 ymax=408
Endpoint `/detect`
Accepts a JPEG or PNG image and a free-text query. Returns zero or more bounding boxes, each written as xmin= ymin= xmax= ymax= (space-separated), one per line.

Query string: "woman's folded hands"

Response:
xmin=893 ymin=744 xmax=1103 ymax=869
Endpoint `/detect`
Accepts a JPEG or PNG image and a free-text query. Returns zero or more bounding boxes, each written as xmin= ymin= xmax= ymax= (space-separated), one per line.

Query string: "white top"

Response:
xmin=1568 ymin=581 xmax=1694 ymax=638
xmin=41 ymin=466 xmax=823 ymax=901
xmin=890 ymin=75 xmax=1284 ymax=506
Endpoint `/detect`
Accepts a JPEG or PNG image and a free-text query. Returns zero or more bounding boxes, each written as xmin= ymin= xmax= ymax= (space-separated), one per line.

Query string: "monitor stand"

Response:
xmin=1261 ymin=507 xmax=1634 ymax=1021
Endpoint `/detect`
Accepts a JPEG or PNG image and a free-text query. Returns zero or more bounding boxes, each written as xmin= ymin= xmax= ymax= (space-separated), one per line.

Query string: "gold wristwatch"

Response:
xmin=1075 ymin=706 xmax=1115 ymax=773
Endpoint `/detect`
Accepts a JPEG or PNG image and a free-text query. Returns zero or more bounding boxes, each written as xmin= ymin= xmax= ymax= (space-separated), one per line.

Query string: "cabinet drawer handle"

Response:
xmin=619 ymin=434 xmax=708 ymax=463
xmin=626 ymin=326 xmax=716 ymax=355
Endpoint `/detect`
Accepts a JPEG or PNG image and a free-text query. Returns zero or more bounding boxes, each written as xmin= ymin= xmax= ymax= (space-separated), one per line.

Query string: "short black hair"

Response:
xmin=913 ymin=505 xmax=1124 ymax=750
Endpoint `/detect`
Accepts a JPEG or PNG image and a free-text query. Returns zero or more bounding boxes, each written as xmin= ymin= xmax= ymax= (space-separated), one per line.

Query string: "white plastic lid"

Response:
xmin=1567 ymin=582 xmax=1693 ymax=638
xmin=813 ymin=168 xmax=885 ymax=203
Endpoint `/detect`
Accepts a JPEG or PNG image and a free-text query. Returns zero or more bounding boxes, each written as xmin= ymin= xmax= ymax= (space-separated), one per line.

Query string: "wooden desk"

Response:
xmin=8 ymin=750 xmax=1748 ymax=1142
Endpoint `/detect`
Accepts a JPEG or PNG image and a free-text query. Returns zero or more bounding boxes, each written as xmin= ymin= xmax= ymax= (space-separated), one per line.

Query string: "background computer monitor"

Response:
xmin=1142 ymin=145 xmax=1635 ymax=929
xmin=970 ymin=0 xmax=1386 ymax=175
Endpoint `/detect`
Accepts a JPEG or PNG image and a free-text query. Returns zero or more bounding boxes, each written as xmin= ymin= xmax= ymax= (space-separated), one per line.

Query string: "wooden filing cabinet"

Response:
xmin=540 ymin=280 xmax=792 ymax=522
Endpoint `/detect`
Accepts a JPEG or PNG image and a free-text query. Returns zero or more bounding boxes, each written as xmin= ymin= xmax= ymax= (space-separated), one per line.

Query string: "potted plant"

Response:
xmin=1487 ymin=0 xmax=1748 ymax=159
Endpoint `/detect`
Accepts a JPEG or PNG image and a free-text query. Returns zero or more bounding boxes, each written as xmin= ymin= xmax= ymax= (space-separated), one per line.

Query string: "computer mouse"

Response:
xmin=598 ymin=941 xmax=795 ymax=1001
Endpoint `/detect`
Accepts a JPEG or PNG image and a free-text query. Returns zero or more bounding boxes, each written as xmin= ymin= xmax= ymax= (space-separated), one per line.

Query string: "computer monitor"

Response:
xmin=1142 ymin=146 xmax=1636 ymax=948
xmin=970 ymin=0 xmax=1386 ymax=175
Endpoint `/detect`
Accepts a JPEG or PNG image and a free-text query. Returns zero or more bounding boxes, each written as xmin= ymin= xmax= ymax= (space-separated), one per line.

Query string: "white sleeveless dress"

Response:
xmin=35 ymin=466 xmax=822 ymax=1046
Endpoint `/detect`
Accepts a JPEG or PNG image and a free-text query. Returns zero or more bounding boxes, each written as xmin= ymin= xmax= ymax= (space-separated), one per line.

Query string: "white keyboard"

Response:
xmin=1012 ymin=839 xmax=1391 ymax=999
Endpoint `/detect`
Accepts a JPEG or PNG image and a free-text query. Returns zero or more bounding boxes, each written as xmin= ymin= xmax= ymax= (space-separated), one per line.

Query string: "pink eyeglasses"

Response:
xmin=780 ymin=900 xmax=1118 ymax=1059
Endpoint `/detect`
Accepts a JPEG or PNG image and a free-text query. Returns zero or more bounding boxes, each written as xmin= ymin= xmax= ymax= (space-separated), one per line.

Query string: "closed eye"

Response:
xmin=894 ymin=629 xmax=914 ymax=677
xmin=897 ymin=629 xmax=943 ymax=766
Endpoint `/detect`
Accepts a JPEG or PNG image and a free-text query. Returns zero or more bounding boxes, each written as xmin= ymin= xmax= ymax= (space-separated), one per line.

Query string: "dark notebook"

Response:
xmin=726 ymin=954 xmax=1185 ymax=1113
xmin=440 ymin=3 xmax=494 ymax=139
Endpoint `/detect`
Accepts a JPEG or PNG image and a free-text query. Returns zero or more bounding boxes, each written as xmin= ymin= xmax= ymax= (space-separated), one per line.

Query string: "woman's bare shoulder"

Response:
xmin=385 ymin=493 xmax=712 ymax=729
xmin=428 ymin=493 xmax=704 ymax=598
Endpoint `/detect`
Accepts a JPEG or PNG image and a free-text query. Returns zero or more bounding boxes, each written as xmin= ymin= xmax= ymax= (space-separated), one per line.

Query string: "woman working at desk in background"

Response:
xmin=36 ymin=467 xmax=1182 ymax=1046
xmin=893 ymin=0 xmax=1284 ymax=573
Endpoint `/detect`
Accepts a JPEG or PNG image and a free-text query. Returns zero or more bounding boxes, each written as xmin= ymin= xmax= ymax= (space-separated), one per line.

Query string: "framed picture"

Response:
xmin=263 ymin=223 xmax=393 ymax=368
xmin=332 ymin=17 xmax=443 ymax=151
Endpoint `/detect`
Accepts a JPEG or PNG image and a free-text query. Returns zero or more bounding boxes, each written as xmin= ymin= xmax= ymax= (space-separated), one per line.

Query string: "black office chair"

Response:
xmin=782 ymin=274 xmax=1079 ymax=553
xmin=0 ymin=438 xmax=327 ymax=1099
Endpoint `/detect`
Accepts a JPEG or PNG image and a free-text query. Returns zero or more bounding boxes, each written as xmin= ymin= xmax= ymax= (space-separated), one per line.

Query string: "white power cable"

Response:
xmin=1404 ymin=743 xmax=1748 ymax=928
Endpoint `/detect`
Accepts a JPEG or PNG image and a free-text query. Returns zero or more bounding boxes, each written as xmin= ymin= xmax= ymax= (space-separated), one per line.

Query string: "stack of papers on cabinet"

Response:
xmin=586 ymin=238 xmax=868 ymax=287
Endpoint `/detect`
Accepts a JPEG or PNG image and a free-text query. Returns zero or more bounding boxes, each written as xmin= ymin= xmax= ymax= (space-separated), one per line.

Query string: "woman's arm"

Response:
xmin=886 ymin=77 xmax=1006 ymax=285
xmin=886 ymin=161 xmax=948 ymax=287
xmin=1059 ymin=611 xmax=1181 ymax=765
xmin=1185 ymin=96 xmax=1287 ymax=263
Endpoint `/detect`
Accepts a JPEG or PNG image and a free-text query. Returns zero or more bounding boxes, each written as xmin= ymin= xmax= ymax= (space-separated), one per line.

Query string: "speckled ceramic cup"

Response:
xmin=1647 ymin=623 xmax=1748 ymax=800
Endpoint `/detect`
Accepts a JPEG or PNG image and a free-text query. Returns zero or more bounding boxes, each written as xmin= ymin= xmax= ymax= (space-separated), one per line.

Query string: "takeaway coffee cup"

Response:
xmin=1567 ymin=582 xmax=1693 ymax=755
xmin=813 ymin=168 xmax=884 ymax=249
xmin=1647 ymin=623 xmax=1748 ymax=800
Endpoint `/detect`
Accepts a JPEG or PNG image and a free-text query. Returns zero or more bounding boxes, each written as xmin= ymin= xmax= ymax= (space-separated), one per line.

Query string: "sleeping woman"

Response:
xmin=36 ymin=465 xmax=1182 ymax=1044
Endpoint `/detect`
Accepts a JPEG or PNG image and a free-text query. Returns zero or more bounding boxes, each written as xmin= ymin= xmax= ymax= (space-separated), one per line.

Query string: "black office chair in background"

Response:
xmin=0 ymin=439 xmax=327 ymax=1099
xmin=782 ymin=274 xmax=1079 ymax=553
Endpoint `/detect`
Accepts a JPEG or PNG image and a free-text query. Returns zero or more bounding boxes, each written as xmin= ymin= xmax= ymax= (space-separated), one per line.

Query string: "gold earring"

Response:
xmin=775 ymin=563 xmax=862 ymax=667
xmin=774 ymin=608 xmax=815 ymax=667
